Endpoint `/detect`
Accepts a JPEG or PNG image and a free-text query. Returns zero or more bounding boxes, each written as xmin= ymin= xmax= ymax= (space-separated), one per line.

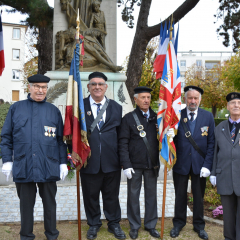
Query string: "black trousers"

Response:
xmin=80 ymin=169 xmax=121 ymax=228
xmin=15 ymin=182 xmax=59 ymax=240
xmin=127 ymin=169 xmax=158 ymax=230
xmin=221 ymin=193 xmax=240 ymax=240
xmin=172 ymin=169 xmax=206 ymax=230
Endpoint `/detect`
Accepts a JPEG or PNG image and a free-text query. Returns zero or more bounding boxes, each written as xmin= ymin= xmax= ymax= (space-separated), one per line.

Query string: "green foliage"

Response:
xmin=215 ymin=1 xmax=240 ymax=52
xmin=0 ymin=103 xmax=11 ymax=157
xmin=214 ymin=118 xmax=227 ymax=126
xmin=188 ymin=196 xmax=193 ymax=203
xmin=204 ymin=178 xmax=221 ymax=206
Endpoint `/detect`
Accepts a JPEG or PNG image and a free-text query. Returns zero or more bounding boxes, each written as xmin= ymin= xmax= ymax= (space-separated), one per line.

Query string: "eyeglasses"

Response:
xmin=89 ymin=82 xmax=106 ymax=87
xmin=32 ymin=84 xmax=48 ymax=91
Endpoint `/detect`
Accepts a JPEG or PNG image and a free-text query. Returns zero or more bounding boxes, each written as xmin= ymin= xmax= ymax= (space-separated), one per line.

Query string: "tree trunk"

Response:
xmin=126 ymin=0 xmax=201 ymax=103
xmin=37 ymin=27 xmax=53 ymax=75
xmin=212 ymin=105 xmax=217 ymax=118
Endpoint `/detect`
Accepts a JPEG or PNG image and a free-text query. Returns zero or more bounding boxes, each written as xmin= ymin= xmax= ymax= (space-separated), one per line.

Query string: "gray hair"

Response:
xmin=134 ymin=93 xmax=138 ymax=99
xmin=184 ymin=89 xmax=201 ymax=101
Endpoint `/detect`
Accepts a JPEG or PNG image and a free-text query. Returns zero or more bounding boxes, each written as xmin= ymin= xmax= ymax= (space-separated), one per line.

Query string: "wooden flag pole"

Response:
xmin=160 ymin=166 xmax=167 ymax=239
xmin=76 ymin=169 xmax=81 ymax=240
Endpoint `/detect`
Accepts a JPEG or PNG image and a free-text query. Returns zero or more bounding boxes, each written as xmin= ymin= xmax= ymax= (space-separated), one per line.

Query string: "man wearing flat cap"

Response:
xmin=80 ymin=72 xmax=126 ymax=239
xmin=169 ymin=85 xmax=215 ymax=239
xmin=0 ymin=74 xmax=68 ymax=240
xmin=210 ymin=92 xmax=240 ymax=240
xmin=118 ymin=86 xmax=160 ymax=239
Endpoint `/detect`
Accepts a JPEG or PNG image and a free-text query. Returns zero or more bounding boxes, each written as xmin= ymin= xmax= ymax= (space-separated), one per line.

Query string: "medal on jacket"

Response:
xmin=137 ymin=125 xmax=146 ymax=138
xmin=48 ymin=127 xmax=52 ymax=137
xmin=44 ymin=126 xmax=48 ymax=136
xmin=52 ymin=127 xmax=56 ymax=137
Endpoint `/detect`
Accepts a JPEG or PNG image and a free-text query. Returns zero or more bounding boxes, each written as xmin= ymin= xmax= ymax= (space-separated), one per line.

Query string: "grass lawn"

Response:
xmin=0 ymin=218 xmax=223 ymax=240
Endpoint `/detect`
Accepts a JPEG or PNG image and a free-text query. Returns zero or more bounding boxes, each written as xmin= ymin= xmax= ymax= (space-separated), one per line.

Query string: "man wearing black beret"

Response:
xmin=80 ymin=72 xmax=126 ymax=239
xmin=169 ymin=85 xmax=215 ymax=239
xmin=118 ymin=86 xmax=160 ymax=239
xmin=1 ymin=74 xmax=68 ymax=239
xmin=210 ymin=92 xmax=240 ymax=240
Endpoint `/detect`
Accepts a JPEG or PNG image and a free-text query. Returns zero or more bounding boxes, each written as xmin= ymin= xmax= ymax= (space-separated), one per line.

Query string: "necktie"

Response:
xmin=190 ymin=112 xmax=195 ymax=122
xmin=96 ymin=103 xmax=104 ymax=129
xmin=143 ymin=113 xmax=148 ymax=118
xmin=231 ymin=121 xmax=237 ymax=143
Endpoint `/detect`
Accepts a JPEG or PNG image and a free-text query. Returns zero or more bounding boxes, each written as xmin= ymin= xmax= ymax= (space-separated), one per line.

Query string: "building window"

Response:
xmin=13 ymin=28 xmax=20 ymax=39
xmin=205 ymin=61 xmax=220 ymax=70
xmin=181 ymin=82 xmax=186 ymax=89
xmin=180 ymin=72 xmax=185 ymax=78
xmin=12 ymin=70 xmax=20 ymax=80
xmin=13 ymin=49 xmax=20 ymax=60
xmin=180 ymin=60 xmax=186 ymax=67
xmin=196 ymin=60 xmax=202 ymax=67
xmin=12 ymin=90 xmax=20 ymax=101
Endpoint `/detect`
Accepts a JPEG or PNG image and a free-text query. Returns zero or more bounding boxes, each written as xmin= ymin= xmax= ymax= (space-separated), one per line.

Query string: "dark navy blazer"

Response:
xmin=173 ymin=107 xmax=215 ymax=175
xmin=80 ymin=96 xmax=122 ymax=174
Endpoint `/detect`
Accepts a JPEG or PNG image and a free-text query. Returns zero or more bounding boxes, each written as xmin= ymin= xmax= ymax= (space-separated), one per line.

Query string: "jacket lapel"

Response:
xmin=222 ymin=120 xmax=232 ymax=145
xmin=193 ymin=108 xmax=203 ymax=137
xmin=84 ymin=96 xmax=94 ymax=124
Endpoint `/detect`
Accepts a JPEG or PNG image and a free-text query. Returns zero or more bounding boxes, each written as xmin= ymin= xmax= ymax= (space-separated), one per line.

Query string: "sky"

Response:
xmin=1 ymin=0 xmax=233 ymax=66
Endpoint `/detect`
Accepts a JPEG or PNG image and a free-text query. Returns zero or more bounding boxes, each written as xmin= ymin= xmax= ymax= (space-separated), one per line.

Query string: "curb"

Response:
xmin=204 ymin=216 xmax=223 ymax=225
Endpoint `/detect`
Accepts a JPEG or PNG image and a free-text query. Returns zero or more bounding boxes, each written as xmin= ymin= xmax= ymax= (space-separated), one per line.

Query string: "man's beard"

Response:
xmin=188 ymin=103 xmax=198 ymax=111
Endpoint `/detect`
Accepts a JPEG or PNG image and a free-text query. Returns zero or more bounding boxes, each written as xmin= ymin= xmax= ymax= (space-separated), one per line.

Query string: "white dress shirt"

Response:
xmin=186 ymin=107 xmax=198 ymax=121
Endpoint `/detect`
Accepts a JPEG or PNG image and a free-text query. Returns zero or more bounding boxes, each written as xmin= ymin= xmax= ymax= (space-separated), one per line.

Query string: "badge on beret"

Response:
xmin=184 ymin=118 xmax=188 ymax=123
xmin=201 ymin=126 xmax=209 ymax=136
xmin=87 ymin=111 xmax=91 ymax=116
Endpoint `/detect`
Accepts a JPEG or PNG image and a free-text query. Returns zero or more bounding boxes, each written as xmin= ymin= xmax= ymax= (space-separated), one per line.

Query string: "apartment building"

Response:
xmin=0 ymin=22 xmax=27 ymax=102
xmin=177 ymin=50 xmax=233 ymax=90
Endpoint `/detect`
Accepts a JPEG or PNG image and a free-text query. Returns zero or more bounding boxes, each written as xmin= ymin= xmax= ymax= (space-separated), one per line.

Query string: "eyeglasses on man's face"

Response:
xmin=88 ymin=82 xmax=106 ymax=87
xmin=32 ymin=84 xmax=48 ymax=91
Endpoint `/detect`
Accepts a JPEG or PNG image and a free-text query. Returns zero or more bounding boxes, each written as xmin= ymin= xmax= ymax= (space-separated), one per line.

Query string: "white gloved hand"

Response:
xmin=60 ymin=164 xmax=68 ymax=181
xmin=210 ymin=176 xmax=216 ymax=186
xmin=2 ymin=162 xmax=13 ymax=181
xmin=200 ymin=167 xmax=210 ymax=178
xmin=166 ymin=128 xmax=175 ymax=137
xmin=123 ymin=168 xmax=135 ymax=179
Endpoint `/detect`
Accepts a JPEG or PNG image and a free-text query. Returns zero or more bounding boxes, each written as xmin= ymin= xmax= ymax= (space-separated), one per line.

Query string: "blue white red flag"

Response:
xmin=154 ymin=22 xmax=179 ymax=79
xmin=157 ymin=40 xmax=181 ymax=169
xmin=63 ymin=42 xmax=90 ymax=169
xmin=0 ymin=14 xmax=5 ymax=76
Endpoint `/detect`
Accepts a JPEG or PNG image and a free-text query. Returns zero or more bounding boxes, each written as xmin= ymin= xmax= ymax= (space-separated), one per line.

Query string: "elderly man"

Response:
xmin=0 ymin=74 xmax=68 ymax=240
xmin=118 ymin=86 xmax=160 ymax=239
xmin=210 ymin=92 xmax=240 ymax=240
xmin=169 ymin=86 xmax=215 ymax=239
xmin=80 ymin=72 xmax=126 ymax=240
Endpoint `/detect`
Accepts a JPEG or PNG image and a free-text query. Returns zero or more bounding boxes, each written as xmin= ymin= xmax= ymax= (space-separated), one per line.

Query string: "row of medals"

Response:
xmin=44 ymin=126 xmax=56 ymax=137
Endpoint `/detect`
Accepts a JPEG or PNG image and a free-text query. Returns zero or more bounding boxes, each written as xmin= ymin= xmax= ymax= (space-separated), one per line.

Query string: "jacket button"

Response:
xmin=99 ymin=132 xmax=101 ymax=135
xmin=189 ymin=153 xmax=191 ymax=155
xmin=33 ymin=154 xmax=35 ymax=156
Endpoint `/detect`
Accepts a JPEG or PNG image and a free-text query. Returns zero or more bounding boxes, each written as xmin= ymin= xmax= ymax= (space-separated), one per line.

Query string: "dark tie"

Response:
xmin=190 ymin=112 xmax=195 ymax=122
xmin=231 ymin=121 xmax=237 ymax=143
xmin=96 ymin=103 xmax=104 ymax=129
xmin=143 ymin=113 xmax=148 ymax=118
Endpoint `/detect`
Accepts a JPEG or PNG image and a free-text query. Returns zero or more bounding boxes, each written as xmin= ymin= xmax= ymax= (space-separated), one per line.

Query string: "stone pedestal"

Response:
xmin=45 ymin=71 xmax=134 ymax=119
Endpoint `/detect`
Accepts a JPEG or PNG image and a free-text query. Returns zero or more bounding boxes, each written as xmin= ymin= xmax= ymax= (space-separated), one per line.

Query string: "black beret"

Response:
xmin=184 ymin=85 xmax=204 ymax=95
xmin=88 ymin=72 xmax=107 ymax=81
xmin=134 ymin=86 xmax=153 ymax=94
xmin=28 ymin=74 xmax=50 ymax=83
xmin=226 ymin=92 xmax=240 ymax=102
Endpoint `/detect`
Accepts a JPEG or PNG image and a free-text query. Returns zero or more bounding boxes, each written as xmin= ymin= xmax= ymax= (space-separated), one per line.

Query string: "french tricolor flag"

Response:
xmin=0 ymin=14 xmax=5 ymax=76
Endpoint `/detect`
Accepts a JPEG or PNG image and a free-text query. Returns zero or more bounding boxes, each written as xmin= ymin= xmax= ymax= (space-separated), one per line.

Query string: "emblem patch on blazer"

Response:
xmin=87 ymin=111 xmax=91 ymax=116
xmin=201 ymin=126 xmax=209 ymax=136
xmin=184 ymin=118 xmax=188 ymax=123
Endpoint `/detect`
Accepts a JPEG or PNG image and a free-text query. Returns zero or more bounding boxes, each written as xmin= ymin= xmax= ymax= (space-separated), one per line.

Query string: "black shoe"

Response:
xmin=170 ymin=227 xmax=181 ymax=238
xmin=193 ymin=228 xmax=208 ymax=240
xmin=145 ymin=228 xmax=160 ymax=238
xmin=108 ymin=226 xmax=126 ymax=239
xmin=87 ymin=226 xmax=100 ymax=240
xmin=129 ymin=229 xmax=138 ymax=239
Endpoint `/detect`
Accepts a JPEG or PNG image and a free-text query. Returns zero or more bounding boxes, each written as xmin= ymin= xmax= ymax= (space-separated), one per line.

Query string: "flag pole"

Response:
xmin=75 ymin=9 xmax=82 ymax=240
xmin=161 ymin=166 xmax=167 ymax=239
xmin=160 ymin=14 xmax=174 ymax=240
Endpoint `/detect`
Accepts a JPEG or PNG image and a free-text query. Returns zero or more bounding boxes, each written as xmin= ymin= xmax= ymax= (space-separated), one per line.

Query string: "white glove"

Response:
xmin=200 ymin=167 xmax=210 ymax=178
xmin=123 ymin=168 xmax=135 ymax=179
xmin=210 ymin=176 xmax=216 ymax=186
xmin=60 ymin=164 xmax=68 ymax=181
xmin=2 ymin=162 xmax=13 ymax=181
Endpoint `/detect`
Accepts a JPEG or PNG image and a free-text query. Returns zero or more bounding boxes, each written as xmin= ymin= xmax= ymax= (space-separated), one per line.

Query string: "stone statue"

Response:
xmin=56 ymin=0 xmax=122 ymax=72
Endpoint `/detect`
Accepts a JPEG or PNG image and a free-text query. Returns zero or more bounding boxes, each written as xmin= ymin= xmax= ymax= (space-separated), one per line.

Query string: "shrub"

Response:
xmin=204 ymin=177 xmax=221 ymax=206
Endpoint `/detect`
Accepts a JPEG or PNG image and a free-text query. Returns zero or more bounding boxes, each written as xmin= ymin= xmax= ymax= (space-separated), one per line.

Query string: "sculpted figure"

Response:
xmin=57 ymin=0 xmax=122 ymax=72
